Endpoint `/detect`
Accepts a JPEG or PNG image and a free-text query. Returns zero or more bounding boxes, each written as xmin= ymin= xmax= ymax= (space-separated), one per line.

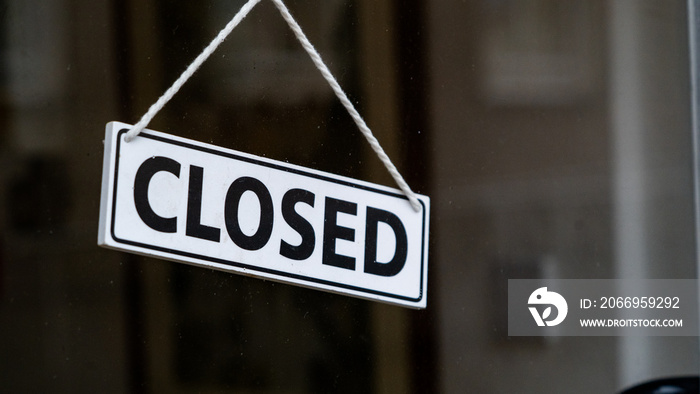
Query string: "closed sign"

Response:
xmin=98 ymin=122 xmax=430 ymax=308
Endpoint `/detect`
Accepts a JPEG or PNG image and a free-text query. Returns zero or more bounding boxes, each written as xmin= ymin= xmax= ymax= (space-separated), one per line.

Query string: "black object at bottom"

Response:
xmin=620 ymin=376 xmax=699 ymax=394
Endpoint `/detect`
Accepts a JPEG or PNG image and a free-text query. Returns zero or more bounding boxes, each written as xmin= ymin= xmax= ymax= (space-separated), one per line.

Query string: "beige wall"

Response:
xmin=429 ymin=0 xmax=697 ymax=392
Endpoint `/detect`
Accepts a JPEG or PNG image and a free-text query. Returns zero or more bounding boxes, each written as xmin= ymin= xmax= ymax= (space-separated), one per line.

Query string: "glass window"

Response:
xmin=0 ymin=0 xmax=697 ymax=392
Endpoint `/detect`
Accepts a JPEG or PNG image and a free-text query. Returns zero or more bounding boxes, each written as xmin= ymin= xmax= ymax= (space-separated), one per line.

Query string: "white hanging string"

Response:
xmin=125 ymin=0 xmax=421 ymax=212
xmin=269 ymin=0 xmax=420 ymax=212
xmin=124 ymin=0 xmax=262 ymax=143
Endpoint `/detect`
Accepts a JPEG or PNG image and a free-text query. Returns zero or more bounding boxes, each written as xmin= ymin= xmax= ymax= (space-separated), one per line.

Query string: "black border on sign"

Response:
xmin=109 ymin=128 xmax=427 ymax=303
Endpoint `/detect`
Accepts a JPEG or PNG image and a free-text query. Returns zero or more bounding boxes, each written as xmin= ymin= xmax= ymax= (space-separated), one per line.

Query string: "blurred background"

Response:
xmin=0 ymin=0 xmax=697 ymax=392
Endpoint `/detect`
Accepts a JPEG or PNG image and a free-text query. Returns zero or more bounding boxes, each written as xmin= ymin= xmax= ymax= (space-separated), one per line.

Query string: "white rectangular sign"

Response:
xmin=98 ymin=122 xmax=430 ymax=308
